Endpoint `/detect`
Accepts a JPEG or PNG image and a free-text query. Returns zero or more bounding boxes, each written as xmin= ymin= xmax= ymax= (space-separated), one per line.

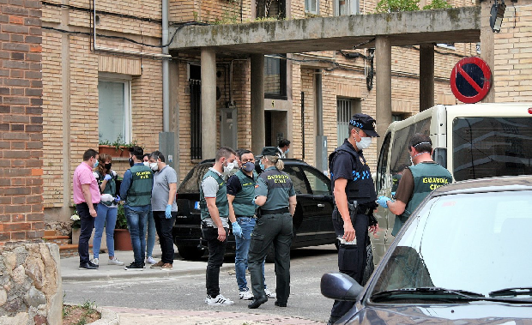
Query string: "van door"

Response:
xmin=374 ymin=132 xmax=392 ymax=262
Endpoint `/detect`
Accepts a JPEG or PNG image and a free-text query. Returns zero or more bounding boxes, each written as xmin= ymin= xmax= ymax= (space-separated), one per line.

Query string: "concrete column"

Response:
xmin=251 ymin=54 xmax=265 ymax=154
xmin=480 ymin=0 xmax=495 ymax=103
xmin=201 ymin=48 xmax=217 ymax=159
xmin=419 ymin=43 xmax=434 ymax=111
xmin=375 ymin=36 xmax=392 ymax=150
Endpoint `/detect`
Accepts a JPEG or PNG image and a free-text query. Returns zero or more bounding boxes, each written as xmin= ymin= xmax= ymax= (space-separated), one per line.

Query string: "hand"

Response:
xmin=89 ymin=208 xmax=97 ymax=218
xmin=377 ymin=196 xmax=391 ymax=208
xmin=217 ymin=227 xmax=227 ymax=242
xmin=114 ymin=195 xmax=121 ymax=203
xmin=343 ymin=221 xmax=356 ymax=242
xmin=369 ymin=224 xmax=379 ymax=236
xmin=165 ymin=204 xmax=172 ymax=219
xmin=104 ymin=174 xmax=112 ymax=181
xmin=232 ymin=221 xmax=242 ymax=238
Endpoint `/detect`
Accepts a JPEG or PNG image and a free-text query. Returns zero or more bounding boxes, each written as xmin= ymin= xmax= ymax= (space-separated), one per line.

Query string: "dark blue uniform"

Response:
xmin=328 ymin=139 xmax=377 ymax=321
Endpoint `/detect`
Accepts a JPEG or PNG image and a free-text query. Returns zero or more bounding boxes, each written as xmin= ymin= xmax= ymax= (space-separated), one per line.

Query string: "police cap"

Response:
xmin=349 ymin=113 xmax=380 ymax=137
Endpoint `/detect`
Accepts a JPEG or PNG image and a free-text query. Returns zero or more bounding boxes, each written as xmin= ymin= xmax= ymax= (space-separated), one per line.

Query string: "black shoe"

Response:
xmin=88 ymin=261 xmax=99 ymax=268
xmin=79 ymin=262 xmax=98 ymax=270
xmin=248 ymin=295 xmax=268 ymax=309
xmin=124 ymin=262 xmax=144 ymax=270
xmin=274 ymin=301 xmax=287 ymax=307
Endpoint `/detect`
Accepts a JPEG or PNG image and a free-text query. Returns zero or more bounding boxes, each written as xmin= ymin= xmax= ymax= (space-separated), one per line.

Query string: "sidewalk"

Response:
xmin=60 ymin=247 xmax=322 ymax=325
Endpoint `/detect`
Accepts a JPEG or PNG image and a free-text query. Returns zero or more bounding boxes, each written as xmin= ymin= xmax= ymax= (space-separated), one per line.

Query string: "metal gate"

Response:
xmin=189 ymin=79 xmax=202 ymax=160
xmin=337 ymin=99 xmax=353 ymax=146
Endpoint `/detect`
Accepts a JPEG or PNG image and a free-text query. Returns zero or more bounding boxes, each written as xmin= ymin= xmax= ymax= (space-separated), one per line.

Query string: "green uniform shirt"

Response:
xmin=200 ymin=168 xmax=229 ymax=222
xmin=231 ymin=169 xmax=258 ymax=217
xmin=255 ymin=167 xmax=295 ymax=211
xmin=126 ymin=164 xmax=153 ymax=207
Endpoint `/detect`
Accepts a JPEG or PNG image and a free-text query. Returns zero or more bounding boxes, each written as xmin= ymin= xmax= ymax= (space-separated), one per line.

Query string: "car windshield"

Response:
xmin=177 ymin=164 xmax=212 ymax=194
xmin=372 ymin=190 xmax=532 ymax=299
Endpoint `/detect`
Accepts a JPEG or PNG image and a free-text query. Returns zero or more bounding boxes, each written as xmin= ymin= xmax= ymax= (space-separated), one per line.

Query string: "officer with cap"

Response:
xmin=247 ymin=147 xmax=297 ymax=309
xmin=327 ymin=113 xmax=379 ymax=325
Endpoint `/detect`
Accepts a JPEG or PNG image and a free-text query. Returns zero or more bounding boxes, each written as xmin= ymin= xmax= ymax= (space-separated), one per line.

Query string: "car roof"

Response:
xmin=198 ymin=158 xmax=310 ymax=166
xmin=430 ymin=175 xmax=532 ymax=197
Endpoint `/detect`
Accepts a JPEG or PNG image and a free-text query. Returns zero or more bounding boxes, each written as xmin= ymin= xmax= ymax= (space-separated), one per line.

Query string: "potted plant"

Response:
xmin=98 ymin=134 xmax=137 ymax=158
xmin=114 ymin=204 xmax=132 ymax=251
xmin=70 ymin=211 xmax=81 ymax=244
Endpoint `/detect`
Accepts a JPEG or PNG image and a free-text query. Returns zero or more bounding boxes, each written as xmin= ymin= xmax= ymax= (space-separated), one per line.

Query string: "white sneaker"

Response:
xmin=91 ymin=258 xmax=99 ymax=266
xmin=239 ymin=290 xmax=254 ymax=300
xmin=205 ymin=294 xmax=234 ymax=306
xmin=108 ymin=257 xmax=124 ymax=266
xmin=264 ymin=288 xmax=276 ymax=299
xmin=146 ymin=256 xmax=156 ymax=264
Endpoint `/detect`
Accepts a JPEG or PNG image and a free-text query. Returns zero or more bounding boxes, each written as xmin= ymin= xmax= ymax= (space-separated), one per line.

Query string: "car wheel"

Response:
xmin=177 ymin=245 xmax=205 ymax=261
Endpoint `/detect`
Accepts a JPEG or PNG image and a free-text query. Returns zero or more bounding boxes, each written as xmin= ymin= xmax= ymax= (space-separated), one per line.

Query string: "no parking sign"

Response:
xmin=450 ymin=57 xmax=492 ymax=104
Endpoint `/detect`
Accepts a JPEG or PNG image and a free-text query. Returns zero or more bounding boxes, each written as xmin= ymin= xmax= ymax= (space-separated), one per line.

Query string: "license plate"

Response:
xmin=194 ymin=201 xmax=200 ymax=210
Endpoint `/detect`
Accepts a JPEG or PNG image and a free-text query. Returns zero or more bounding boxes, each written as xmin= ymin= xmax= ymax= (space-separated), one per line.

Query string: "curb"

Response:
xmin=89 ymin=307 xmax=119 ymax=325
xmin=62 ymin=265 xmax=234 ymax=282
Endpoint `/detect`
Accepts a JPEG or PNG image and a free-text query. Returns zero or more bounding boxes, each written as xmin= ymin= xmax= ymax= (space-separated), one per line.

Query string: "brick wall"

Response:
xmin=0 ymin=0 xmax=44 ymax=243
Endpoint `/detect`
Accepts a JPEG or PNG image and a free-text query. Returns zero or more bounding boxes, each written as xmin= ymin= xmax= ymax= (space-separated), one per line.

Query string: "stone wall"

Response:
xmin=0 ymin=243 xmax=62 ymax=325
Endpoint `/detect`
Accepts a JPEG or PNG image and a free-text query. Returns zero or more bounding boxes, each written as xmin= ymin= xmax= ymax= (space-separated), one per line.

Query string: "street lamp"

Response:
xmin=490 ymin=0 xmax=507 ymax=33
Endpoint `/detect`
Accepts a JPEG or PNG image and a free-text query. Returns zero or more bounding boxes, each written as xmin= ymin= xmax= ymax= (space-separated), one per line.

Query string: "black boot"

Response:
xmin=248 ymin=295 xmax=268 ymax=309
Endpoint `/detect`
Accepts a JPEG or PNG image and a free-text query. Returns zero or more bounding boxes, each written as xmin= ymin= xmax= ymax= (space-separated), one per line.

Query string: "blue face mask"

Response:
xmin=242 ymin=161 xmax=255 ymax=172
xmin=93 ymin=160 xmax=99 ymax=168
xmin=285 ymin=149 xmax=289 ymax=154
xmin=259 ymin=162 xmax=265 ymax=171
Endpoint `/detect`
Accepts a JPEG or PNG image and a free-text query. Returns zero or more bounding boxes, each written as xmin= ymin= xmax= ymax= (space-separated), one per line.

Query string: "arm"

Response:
xmin=254 ymin=195 xmax=267 ymax=206
xmin=288 ymin=195 xmax=297 ymax=216
xmin=227 ymin=194 xmax=237 ymax=223
xmin=119 ymin=170 xmax=132 ymax=201
xmin=81 ymin=184 xmax=97 ymax=217
xmin=334 ymin=178 xmax=356 ymax=242
xmin=387 ymin=168 xmax=413 ymax=215
xmin=205 ymin=197 xmax=226 ymax=242
xmin=167 ymin=183 xmax=177 ymax=206
xmin=388 ymin=199 xmax=407 ymax=216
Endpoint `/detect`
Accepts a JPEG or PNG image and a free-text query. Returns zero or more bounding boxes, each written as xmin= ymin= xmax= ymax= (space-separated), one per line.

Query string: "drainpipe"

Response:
xmin=162 ymin=0 xmax=169 ymax=132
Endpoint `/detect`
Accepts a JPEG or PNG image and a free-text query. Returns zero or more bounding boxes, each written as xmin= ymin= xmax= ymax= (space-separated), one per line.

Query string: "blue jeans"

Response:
xmin=93 ymin=204 xmax=118 ymax=259
xmin=125 ymin=205 xmax=150 ymax=265
xmin=146 ymin=210 xmax=155 ymax=258
xmin=235 ymin=217 xmax=266 ymax=292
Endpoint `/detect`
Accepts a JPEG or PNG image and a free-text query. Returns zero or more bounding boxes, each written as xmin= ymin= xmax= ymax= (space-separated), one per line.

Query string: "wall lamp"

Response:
xmin=490 ymin=0 xmax=507 ymax=32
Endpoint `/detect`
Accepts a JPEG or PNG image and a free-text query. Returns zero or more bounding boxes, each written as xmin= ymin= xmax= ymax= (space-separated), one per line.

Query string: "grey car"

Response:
xmin=321 ymin=175 xmax=532 ymax=324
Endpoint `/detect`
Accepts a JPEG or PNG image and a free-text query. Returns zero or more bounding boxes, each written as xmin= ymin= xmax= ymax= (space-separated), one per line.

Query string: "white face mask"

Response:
xmin=356 ymin=137 xmax=372 ymax=150
xmin=223 ymin=161 xmax=235 ymax=175
xmin=149 ymin=162 xmax=158 ymax=171
xmin=143 ymin=161 xmax=150 ymax=167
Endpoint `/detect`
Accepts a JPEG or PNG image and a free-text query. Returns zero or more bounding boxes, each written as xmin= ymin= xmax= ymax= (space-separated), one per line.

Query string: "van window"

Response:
xmin=376 ymin=133 xmax=391 ymax=192
xmin=390 ymin=118 xmax=432 ymax=182
xmin=452 ymin=117 xmax=532 ymax=181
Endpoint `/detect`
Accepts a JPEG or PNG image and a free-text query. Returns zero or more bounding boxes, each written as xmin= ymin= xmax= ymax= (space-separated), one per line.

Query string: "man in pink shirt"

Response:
xmin=73 ymin=149 xmax=101 ymax=270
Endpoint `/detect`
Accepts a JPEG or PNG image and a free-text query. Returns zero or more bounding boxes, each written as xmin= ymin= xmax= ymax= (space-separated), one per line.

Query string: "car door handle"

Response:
xmin=317 ymin=203 xmax=325 ymax=208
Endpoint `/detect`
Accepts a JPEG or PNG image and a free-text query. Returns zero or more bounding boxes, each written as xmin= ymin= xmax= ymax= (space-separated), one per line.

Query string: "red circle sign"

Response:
xmin=450 ymin=57 xmax=492 ymax=104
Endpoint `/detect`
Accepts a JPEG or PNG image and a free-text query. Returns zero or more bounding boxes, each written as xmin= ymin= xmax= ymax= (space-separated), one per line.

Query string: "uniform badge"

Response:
xmin=372 ymin=121 xmax=376 ymax=129
xmin=359 ymin=156 xmax=365 ymax=164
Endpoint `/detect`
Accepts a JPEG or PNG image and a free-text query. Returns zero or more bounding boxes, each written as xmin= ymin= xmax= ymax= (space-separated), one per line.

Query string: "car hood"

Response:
xmin=348 ymin=303 xmax=532 ymax=324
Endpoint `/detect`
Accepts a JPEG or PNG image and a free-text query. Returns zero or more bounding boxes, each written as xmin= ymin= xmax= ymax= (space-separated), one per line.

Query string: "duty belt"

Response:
xmin=261 ymin=207 xmax=289 ymax=215
xmin=357 ymin=206 xmax=373 ymax=215
xmin=236 ymin=215 xmax=255 ymax=218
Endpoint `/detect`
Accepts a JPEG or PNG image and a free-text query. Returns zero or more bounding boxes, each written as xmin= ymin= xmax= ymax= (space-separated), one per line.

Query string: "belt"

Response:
xmin=261 ymin=207 xmax=289 ymax=215
xmin=357 ymin=206 xmax=373 ymax=215
xmin=236 ymin=215 xmax=254 ymax=218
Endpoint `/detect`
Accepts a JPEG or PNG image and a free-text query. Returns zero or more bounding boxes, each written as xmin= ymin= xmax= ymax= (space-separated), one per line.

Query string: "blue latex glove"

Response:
xmin=165 ymin=204 xmax=172 ymax=219
xmin=114 ymin=195 xmax=121 ymax=203
xmin=104 ymin=174 xmax=112 ymax=181
xmin=377 ymin=196 xmax=391 ymax=208
xmin=232 ymin=221 xmax=243 ymax=238
xmin=391 ymin=192 xmax=396 ymax=198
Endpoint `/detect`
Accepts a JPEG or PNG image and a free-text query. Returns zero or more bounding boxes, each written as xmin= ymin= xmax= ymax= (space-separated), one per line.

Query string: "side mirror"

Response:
xmin=320 ymin=272 xmax=364 ymax=301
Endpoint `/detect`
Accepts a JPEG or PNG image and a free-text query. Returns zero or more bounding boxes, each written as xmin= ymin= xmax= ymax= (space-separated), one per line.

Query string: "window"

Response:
xmin=302 ymin=166 xmax=331 ymax=195
xmin=390 ymin=118 xmax=431 ymax=176
xmin=189 ymin=64 xmax=202 ymax=160
xmin=335 ymin=0 xmax=359 ymax=16
xmin=336 ymin=98 xmax=361 ymax=146
xmin=436 ymin=43 xmax=456 ymax=50
xmin=98 ymin=78 xmax=131 ymax=144
xmin=283 ymin=165 xmax=310 ymax=195
xmin=264 ymin=55 xmax=287 ymax=99
xmin=305 ymin=0 xmax=319 ymax=14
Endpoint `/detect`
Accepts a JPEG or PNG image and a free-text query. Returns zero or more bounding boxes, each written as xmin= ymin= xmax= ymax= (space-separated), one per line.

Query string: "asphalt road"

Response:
xmin=62 ymin=244 xmax=339 ymax=323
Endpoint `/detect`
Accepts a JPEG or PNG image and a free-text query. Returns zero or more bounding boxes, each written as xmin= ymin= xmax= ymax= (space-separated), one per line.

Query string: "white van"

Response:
xmin=372 ymin=103 xmax=532 ymax=263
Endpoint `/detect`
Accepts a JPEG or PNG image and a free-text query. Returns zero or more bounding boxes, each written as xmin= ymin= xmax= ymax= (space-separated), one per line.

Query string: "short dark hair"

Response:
xmin=237 ymin=149 xmax=252 ymax=160
xmin=150 ymin=150 xmax=166 ymax=163
xmin=409 ymin=133 xmax=432 ymax=153
xmin=83 ymin=149 xmax=98 ymax=161
xmin=278 ymin=139 xmax=290 ymax=148
xmin=215 ymin=146 xmax=236 ymax=162
xmin=129 ymin=146 xmax=144 ymax=160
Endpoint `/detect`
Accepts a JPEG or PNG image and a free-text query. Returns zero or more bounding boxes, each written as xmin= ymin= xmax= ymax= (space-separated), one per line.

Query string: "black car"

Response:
xmin=321 ymin=175 xmax=532 ymax=324
xmin=173 ymin=158 xmax=337 ymax=260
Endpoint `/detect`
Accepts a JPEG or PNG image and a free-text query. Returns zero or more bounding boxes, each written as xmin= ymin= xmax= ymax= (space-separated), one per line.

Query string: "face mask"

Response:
xmin=93 ymin=160 xmax=99 ymax=168
xmin=150 ymin=162 xmax=158 ymax=171
xmin=105 ymin=163 xmax=112 ymax=170
xmin=143 ymin=161 xmax=150 ymax=167
xmin=242 ymin=161 xmax=255 ymax=173
xmin=285 ymin=149 xmax=289 ymax=154
xmin=129 ymin=158 xmax=134 ymax=167
xmin=356 ymin=137 xmax=372 ymax=150
xmin=410 ymin=152 xmax=425 ymax=165
xmin=259 ymin=162 xmax=265 ymax=171
xmin=223 ymin=161 xmax=235 ymax=175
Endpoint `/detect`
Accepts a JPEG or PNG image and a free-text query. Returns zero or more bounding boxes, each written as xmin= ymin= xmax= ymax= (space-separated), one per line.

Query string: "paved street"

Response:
xmin=62 ymin=244 xmax=339 ymax=324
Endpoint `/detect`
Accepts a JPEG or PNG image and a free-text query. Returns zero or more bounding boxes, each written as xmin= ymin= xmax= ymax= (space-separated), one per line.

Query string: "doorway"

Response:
xmin=265 ymin=110 xmax=287 ymax=147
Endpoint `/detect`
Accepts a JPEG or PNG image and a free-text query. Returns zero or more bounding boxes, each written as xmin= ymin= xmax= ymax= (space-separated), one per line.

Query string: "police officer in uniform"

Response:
xmin=377 ymin=133 xmax=452 ymax=235
xmin=247 ymin=147 xmax=297 ymax=309
xmin=327 ymin=113 xmax=379 ymax=325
